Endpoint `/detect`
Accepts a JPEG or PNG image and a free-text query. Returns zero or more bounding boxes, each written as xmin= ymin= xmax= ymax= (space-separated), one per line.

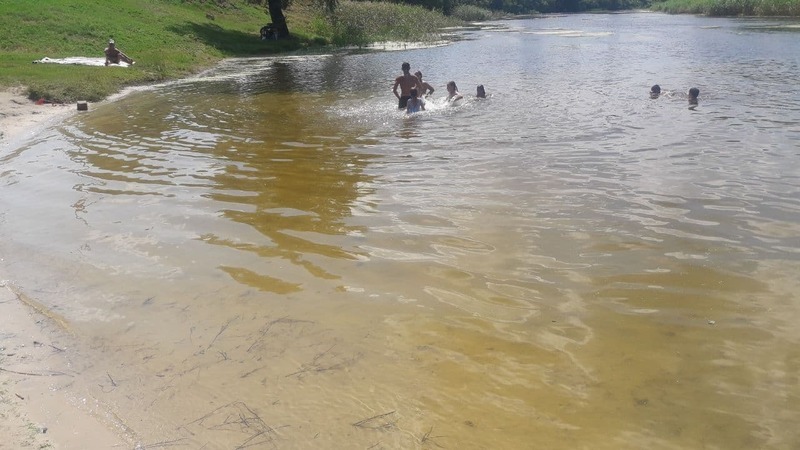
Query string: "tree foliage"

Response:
xmin=252 ymin=0 xmax=650 ymax=39
xmin=386 ymin=0 xmax=649 ymax=14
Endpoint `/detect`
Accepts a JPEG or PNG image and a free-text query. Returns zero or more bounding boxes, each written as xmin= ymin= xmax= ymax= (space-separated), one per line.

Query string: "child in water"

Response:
xmin=406 ymin=88 xmax=425 ymax=114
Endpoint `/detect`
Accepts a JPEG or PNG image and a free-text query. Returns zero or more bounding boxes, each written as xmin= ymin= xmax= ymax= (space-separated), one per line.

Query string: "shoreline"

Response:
xmin=0 ymin=89 xmax=130 ymax=449
xmin=0 ymin=88 xmax=78 ymax=151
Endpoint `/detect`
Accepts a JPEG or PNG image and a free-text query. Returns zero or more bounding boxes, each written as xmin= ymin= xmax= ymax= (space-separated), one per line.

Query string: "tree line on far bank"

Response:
xmin=246 ymin=0 xmax=798 ymax=30
xmin=245 ymin=0 xmax=798 ymax=41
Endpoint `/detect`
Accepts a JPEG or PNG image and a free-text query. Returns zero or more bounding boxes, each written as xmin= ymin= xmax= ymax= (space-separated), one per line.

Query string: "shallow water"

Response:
xmin=2 ymin=12 xmax=800 ymax=449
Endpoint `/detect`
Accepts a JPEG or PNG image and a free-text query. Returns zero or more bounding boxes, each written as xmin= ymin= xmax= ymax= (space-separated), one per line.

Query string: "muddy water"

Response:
xmin=2 ymin=12 xmax=800 ymax=449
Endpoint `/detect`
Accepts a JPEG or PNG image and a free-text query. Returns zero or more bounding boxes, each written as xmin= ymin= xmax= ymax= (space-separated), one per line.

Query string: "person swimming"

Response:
xmin=650 ymin=84 xmax=661 ymax=99
xmin=446 ymin=81 xmax=463 ymax=103
xmin=476 ymin=84 xmax=486 ymax=98
xmin=688 ymin=87 xmax=699 ymax=104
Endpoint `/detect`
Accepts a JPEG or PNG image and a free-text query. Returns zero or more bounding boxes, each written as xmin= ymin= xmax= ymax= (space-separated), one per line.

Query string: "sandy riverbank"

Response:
xmin=0 ymin=89 xmax=130 ymax=449
xmin=0 ymin=88 xmax=78 ymax=150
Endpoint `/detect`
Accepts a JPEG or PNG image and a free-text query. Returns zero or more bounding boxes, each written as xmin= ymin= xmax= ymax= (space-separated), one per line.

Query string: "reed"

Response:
xmin=316 ymin=1 xmax=461 ymax=46
xmin=451 ymin=4 xmax=503 ymax=21
xmin=651 ymin=0 xmax=800 ymax=15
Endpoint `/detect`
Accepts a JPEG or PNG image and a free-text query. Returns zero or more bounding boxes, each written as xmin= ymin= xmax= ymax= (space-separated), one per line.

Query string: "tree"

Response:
xmin=263 ymin=0 xmax=337 ymax=39
xmin=267 ymin=0 xmax=290 ymax=38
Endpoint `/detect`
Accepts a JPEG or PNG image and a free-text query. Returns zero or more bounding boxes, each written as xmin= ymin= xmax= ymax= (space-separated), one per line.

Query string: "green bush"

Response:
xmin=327 ymin=1 xmax=461 ymax=46
xmin=451 ymin=4 xmax=496 ymax=20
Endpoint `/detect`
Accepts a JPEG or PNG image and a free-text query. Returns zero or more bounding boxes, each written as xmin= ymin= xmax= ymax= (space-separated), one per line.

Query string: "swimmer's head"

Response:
xmin=410 ymin=88 xmax=418 ymax=98
xmin=415 ymin=71 xmax=423 ymax=78
xmin=650 ymin=84 xmax=661 ymax=99
xmin=401 ymin=62 xmax=410 ymax=72
xmin=477 ymin=85 xmax=486 ymax=98
xmin=688 ymin=87 xmax=699 ymax=98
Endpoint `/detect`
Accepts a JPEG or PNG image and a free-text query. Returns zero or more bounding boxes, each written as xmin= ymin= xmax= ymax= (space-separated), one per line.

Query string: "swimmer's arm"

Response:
xmin=392 ymin=77 xmax=401 ymax=99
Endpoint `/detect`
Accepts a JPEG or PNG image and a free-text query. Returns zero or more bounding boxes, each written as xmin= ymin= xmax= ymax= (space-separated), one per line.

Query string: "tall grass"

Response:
xmin=451 ymin=4 xmax=502 ymax=21
xmin=313 ymin=1 xmax=462 ymax=46
xmin=651 ymin=0 xmax=800 ymax=14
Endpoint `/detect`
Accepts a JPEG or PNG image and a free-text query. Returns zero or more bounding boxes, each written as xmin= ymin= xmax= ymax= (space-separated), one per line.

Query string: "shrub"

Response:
xmin=326 ymin=1 xmax=461 ymax=46
xmin=451 ymin=4 xmax=496 ymax=20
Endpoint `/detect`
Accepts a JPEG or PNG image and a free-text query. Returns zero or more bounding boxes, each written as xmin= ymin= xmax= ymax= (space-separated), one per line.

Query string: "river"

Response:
xmin=1 ymin=12 xmax=799 ymax=449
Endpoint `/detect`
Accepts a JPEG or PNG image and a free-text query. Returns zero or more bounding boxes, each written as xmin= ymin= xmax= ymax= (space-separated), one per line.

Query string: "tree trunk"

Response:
xmin=267 ymin=0 xmax=290 ymax=38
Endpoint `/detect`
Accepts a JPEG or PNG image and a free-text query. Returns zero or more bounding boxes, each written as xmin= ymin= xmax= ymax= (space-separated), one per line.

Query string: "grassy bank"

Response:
xmin=0 ymin=0 xmax=459 ymax=103
xmin=650 ymin=0 xmax=800 ymax=15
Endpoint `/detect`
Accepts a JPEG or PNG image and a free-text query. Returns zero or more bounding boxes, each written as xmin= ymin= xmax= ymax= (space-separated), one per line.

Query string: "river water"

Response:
xmin=2 ymin=12 xmax=800 ymax=449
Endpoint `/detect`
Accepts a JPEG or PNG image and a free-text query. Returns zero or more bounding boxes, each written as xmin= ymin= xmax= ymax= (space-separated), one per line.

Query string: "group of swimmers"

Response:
xmin=392 ymin=62 xmax=486 ymax=114
xmin=650 ymin=84 xmax=700 ymax=105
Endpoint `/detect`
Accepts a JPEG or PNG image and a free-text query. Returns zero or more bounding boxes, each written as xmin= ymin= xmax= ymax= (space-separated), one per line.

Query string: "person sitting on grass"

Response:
xmin=104 ymin=39 xmax=134 ymax=66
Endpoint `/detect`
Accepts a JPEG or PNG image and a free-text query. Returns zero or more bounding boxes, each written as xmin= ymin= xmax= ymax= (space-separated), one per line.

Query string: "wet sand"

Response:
xmin=0 ymin=89 xmax=127 ymax=448
xmin=0 ymin=88 xmax=76 ymax=148
xmin=0 ymin=283 xmax=129 ymax=449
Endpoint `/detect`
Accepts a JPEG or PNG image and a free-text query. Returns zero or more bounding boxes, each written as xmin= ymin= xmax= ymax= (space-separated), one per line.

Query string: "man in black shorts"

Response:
xmin=392 ymin=62 xmax=419 ymax=109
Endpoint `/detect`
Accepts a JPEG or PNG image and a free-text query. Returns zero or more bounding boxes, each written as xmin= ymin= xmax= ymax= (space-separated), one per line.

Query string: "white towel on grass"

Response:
xmin=33 ymin=57 xmax=131 ymax=67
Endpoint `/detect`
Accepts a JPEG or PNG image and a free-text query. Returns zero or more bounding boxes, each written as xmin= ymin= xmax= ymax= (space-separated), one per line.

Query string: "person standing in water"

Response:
xmin=406 ymin=88 xmax=426 ymax=114
xmin=393 ymin=62 xmax=420 ymax=109
xmin=476 ymin=85 xmax=486 ymax=98
xmin=415 ymin=71 xmax=435 ymax=97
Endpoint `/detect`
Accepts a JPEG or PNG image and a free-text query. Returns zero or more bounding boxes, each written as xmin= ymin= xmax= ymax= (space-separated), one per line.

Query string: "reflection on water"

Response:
xmin=1 ymin=12 xmax=800 ymax=449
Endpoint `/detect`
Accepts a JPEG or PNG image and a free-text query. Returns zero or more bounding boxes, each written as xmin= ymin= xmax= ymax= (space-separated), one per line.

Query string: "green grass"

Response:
xmin=0 ymin=1 xmax=343 ymax=102
xmin=0 ymin=0 xmax=306 ymax=102
xmin=0 ymin=0 xmax=462 ymax=103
